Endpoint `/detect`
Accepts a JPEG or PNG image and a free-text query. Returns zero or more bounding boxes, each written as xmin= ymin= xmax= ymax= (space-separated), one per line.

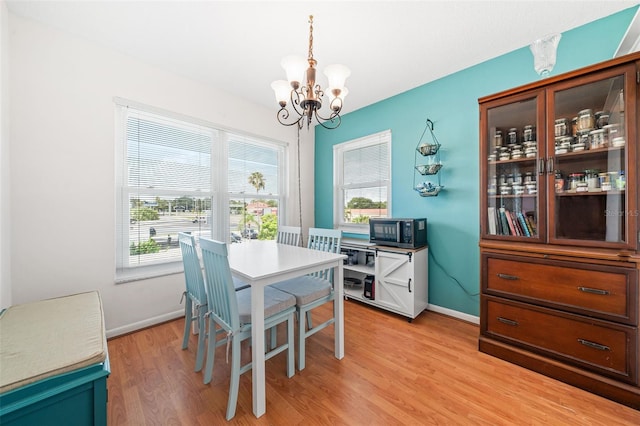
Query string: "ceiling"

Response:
xmin=6 ymin=1 xmax=639 ymax=114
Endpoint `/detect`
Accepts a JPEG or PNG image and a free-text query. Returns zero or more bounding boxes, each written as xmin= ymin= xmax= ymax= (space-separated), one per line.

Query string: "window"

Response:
xmin=333 ymin=130 xmax=391 ymax=232
xmin=115 ymin=100 xmax=286 ymax=281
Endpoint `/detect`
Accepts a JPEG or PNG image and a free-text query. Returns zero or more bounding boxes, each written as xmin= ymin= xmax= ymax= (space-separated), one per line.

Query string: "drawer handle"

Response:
xmin=497 ymin=273 xmax=519 ymax=281
xmin=577 ymin=339 xmax=610 ymax=351
xmin=497 ymin=317 xmax=519 ymax=326
xmin=577 ymin=286 xmax=610 ymax=296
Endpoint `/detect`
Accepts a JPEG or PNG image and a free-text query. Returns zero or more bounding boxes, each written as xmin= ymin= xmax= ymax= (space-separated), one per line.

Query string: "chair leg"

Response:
xmin=203 ymin=317 xmax=217 ymax=384
xmin=270 ymin=326 xmax=277 ymax=350
xmin=298 ymin=307 xmax=306 ymax=371
xmin=286 ymin=312 xmax=295 ymax=378
xmin=195 ymin=306 xmax=207 ymax=372
xmin=182 ymin=293 xmax=192 ymax=350
xmin=306 ymin=311 xmax=313 ymax=330
xmin=226 ymin=336 xmax=242 ymax=420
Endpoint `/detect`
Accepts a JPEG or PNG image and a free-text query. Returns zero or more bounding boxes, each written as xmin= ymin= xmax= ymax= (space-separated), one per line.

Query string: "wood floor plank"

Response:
xmin=107 ymin=300 xmax=640 ymax=425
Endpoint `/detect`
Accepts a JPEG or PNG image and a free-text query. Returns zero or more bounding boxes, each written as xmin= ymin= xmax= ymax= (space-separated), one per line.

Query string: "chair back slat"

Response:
xmin=277 ymin=225 xmax=302 ymax=246
xmin=200 ymin=238 xmax=240 ymax=332
xmin=307 ymin=227 xmax=342 ymax=281
xmin=178 ymin=232 xmax=207 ymax=305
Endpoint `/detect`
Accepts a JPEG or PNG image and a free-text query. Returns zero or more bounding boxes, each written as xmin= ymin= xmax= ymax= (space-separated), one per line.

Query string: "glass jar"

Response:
xmin=589 ymin=128 xmax=606 ymax=149
xmin=513 ymin=173 xmax=523 ymax=185
xmin=555 ymin=170 xmax=565 ymax=193
xmin=568 ymin=172 xmax=585 ymax=191
xmin=616 ymin=171 xmax=626 ymax=190
xmin=571 ymin=117 xmax=578 ymax=136
xmin=578 ymin=109 xmax=594 ymax=131
xmin=494 ymin=130 xmax=503 ymax=148
xmin=585 ymin=169 xmax=600 ymax=191
xmin=596 ymin=112 xmax=609 ymax=129
xmin=507 ymin=127 xmax=518 ymax=145
xmin=599 ymin=172 xmax=612 ymax=191
xmin=523 ymin=125 xmax=535 ymax=142
xmin=554 ymin=118 xmax=568 ymax=137
xmin=524 ymin=172 xmax=534 ymax=183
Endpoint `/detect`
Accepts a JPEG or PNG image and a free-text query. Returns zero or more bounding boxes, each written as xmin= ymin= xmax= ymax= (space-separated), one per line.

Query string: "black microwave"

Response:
xmin=369 ymin=218 xmax=427 ymax=249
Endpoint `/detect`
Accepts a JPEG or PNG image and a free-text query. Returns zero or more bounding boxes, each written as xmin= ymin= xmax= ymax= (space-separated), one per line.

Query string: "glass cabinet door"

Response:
xmin=549 ymin=66 xmax=635 ymax=248
xmin=481 ymin=90 xmax=545 ymax=241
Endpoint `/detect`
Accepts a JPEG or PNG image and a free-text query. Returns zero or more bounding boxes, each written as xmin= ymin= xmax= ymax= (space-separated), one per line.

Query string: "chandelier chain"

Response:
xmin=308 ymin=15 xmax=314 ymax=62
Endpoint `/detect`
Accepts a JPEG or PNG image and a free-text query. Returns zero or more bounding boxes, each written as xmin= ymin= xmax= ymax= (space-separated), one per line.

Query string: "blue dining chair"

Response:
xmin=178 ymin=232 xmax=209 ymax=372
xmin=276 ymin=225 xmax=302 ymax=246
xmin=199 ymin=237 xmax=296 ymax=420
xmin=272 ymin=227 xmax=342 ymax=370
xmin=178 ymin=232 xmax=250 ymax=372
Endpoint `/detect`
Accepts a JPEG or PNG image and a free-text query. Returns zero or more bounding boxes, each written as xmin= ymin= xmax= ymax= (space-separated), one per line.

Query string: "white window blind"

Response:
xmin=115 ymin=101 xmax=287 ymax=282
xmin=116 ymin=108 xmax=216 ymax=279
xmin=334 ymin=130 xmax=391 ymax=231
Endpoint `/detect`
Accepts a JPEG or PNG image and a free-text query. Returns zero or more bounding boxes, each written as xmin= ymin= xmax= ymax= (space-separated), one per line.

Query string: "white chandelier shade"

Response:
xmin=271 ymin=15 xmax=350 ymax=130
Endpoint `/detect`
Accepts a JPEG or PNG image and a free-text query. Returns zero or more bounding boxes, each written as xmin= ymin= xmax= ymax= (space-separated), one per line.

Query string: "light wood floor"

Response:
xmin=107 ymin=300 xmax=640 ymax=425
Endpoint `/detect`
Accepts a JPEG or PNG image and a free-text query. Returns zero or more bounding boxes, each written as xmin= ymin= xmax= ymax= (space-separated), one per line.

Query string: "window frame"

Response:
xmin=332 ymin=130 xmax=392 ymax=234
xmin=114 ymin=98 xmax=287 ymax=283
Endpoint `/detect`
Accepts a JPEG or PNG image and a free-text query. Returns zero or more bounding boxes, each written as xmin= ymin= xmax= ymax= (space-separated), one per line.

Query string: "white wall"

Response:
xmin=0 ymin=0 xmax=11 ymax=310
xmin=8 ymin=13 xmax=315 ymax=335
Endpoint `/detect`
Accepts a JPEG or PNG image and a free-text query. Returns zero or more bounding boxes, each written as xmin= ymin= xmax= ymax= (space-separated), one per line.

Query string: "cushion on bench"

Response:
xmin=0 ymin=291 xmax=107 ymax=394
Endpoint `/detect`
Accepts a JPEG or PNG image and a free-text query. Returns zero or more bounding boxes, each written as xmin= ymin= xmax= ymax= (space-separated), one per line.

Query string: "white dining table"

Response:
xmin=227 ymin=240 xmax=346 ymax=418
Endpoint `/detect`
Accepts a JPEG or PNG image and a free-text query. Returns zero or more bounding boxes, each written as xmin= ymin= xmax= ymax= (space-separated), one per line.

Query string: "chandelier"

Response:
xmin=271 ymin=15 xmax=350 ymax=130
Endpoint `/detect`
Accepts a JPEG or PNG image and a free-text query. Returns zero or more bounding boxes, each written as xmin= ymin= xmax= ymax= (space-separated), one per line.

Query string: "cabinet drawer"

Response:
xmin=484 ymin=255 xmax=637 ymax=324
xmin=483 ymin=297 xmax=638 ymax=384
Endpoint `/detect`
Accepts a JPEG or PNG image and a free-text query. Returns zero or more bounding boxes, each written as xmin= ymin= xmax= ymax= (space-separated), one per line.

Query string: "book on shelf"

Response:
xmin=488 ymin=206 xmax=497 ymax=235
xmin=510 ymin=211 xmax=523 ymax=236
xmin=516 ymin=211 xmax=531 ymax=237
xmin=498 ymin=208 xmax=510 ymax=235
xmin=525 ymin=211 xmax=537 ymax=236
xmin=501 ymin=207 xmax=517 ymax=236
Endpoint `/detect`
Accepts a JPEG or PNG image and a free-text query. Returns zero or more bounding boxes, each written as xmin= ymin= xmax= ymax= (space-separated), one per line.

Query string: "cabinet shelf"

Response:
xmin=556 ymin=189 xmax=625 ymax=197
xmin=555 ymin=145 xmax=625 ymax=159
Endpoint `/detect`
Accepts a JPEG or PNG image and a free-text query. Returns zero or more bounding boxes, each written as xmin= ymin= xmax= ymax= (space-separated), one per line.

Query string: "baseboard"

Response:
xmin=427 ymin=304 xmax=479 ymax=325
xmin=106 ymin=304 xmax=478 ymax=338
xmin=106 ymin=310 xmax=183 ymax=338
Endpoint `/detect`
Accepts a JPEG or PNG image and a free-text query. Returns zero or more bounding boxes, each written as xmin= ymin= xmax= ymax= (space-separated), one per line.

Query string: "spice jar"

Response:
xmin=568 ymin=172 xmax=585 ymax=191
xmin=524 ymin=172 xmax=535 ymax=183
xmin=589 ymin=129 xmax=606 ymax=149
xmin=578 ymin=109 xmax=594 ymax=131
xmin=523 ymin=125 xmax=535 ymax=142
xmin=596 ymin=112 xmax=609 ymax=129
xmin=616 ymin=171 xmax=626 ymax=190
xmin=585 ymin=169 xmax=600 ymax=191
xmin=555 ymin=170 xmax=565 ymax=193
xmin=599 ymin=172 xmax=612 ymax=191
xmin=554 ymin=118 xmax=568 ymax=137
xmin=494 ymin=130 xmax=503 ymax=148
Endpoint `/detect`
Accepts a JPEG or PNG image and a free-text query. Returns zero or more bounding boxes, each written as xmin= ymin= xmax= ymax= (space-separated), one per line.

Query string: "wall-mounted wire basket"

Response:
xmin=413 ymin=118 xmax=444 ymax=197
xmin=415 ymin=163 xmax=442 ymax=175
xmin=417 ymin=142 xmax=440 ymax=156
xmin=414 ymin=182 xmax=444 ymax=197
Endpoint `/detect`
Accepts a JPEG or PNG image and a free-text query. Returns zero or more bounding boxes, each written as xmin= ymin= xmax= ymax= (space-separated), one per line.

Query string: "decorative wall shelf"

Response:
xmin=413 ymin=118 xmax=444 ymax=197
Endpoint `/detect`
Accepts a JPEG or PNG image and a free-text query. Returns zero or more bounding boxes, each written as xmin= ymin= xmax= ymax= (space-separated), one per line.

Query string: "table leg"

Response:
xmin=251 ymin=284 xmax=266 ymax=417
xmin=334 ymin=262 xmax=345 ymax=359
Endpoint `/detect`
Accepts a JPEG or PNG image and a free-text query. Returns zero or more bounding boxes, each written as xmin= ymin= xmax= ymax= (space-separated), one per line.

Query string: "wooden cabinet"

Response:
xmin=478 ymin=52 xmax=640 ymax=409
xmin=341 ymin=239 xmax=428 ymax=321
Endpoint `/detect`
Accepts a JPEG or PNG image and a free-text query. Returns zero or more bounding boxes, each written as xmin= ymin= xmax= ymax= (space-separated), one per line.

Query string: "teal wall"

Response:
xmin=314 ymin=7 xmax=639 ymax=317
